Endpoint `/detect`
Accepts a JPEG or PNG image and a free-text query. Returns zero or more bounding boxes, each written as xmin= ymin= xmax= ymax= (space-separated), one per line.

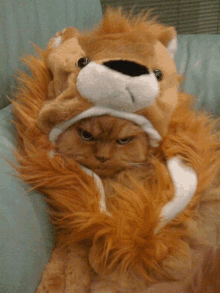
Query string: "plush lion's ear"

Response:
xmin=146 ymin=23 xmax=177 ymax=60
xmin=136 ymin=22 xmax=178 ymax=137
xmin=47 ymin=27 xmax=80 ymax=51
xmin=158 ymin=27 xmax=177 ymax=60
xmin=37 ymin=27 xmax=88 ymax=133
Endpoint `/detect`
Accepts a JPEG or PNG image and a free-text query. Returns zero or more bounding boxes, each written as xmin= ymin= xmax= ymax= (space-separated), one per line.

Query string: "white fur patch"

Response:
xmin=167 ymin=37 xmax=177 ymax=60
xmin=155 ymin=156 xmax=198 ymax=233
xmin=52 ymin=36 xmax=62 ymax=48
xmin=79 ymin=165 xmax=111 ymax=216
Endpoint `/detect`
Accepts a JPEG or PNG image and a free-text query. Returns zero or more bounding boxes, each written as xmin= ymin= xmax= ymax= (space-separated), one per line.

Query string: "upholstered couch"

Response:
xmin=1 ymin=1 xmax=220 ymax=292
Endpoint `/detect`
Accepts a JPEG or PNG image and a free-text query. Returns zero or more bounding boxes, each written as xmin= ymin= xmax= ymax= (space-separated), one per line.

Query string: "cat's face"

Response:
xmin=55 ymin=115 xmax=150 ymax=177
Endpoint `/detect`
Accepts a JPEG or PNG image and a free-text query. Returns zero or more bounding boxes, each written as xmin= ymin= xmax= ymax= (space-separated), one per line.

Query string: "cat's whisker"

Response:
xmin=127 ymin=162 xmax=145 ymax=166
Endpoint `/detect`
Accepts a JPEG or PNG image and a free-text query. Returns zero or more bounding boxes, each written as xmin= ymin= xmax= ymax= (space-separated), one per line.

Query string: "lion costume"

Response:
xmin=12 ymin=8 xmax=220 ymax=292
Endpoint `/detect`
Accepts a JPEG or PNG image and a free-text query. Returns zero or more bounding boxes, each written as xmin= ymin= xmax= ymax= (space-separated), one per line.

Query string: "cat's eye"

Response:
xmin=117 ymin=136 xmax=133 ymax=145
xmin=78 ymin=128 xmax=94 ymax=141
xmin=77 ymin=57 xmax=90 ymax=69
xmin=153 ymin=69 xmax=163 ymax=81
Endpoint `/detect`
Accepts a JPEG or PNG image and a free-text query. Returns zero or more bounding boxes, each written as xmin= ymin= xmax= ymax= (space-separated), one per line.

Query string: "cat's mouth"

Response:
xmin=91 ymin=163 xmax=145 ymax=178
xmin=85 ymin=162 xmax=124 ymax=178
xmin=79 ymin=159 xmax=148 ymax=178
xmin=94 ymin=165 xmax=119 ymax=177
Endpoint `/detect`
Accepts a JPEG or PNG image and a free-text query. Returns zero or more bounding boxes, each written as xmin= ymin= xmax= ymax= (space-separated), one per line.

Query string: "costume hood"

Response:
xmin=37 ymin=10 xmax=197 ymax=233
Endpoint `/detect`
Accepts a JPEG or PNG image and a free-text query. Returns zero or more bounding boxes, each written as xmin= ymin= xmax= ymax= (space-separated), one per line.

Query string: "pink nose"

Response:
xmin=95 ymin=156 xmax=109 ymax=163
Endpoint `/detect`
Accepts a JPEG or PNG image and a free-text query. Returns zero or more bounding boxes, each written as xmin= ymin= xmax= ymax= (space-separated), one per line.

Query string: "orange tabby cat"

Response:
xmin=36 ymin=116 xmax=155 ymax=293
xmin=36 ymin=116 xmax=165 ymax=293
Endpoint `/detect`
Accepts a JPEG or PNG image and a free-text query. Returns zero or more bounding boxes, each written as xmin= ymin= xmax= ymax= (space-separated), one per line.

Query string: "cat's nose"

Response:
xmin=103 ymin=60 xmax=149 ymax=77
xmin=95 ymin=156 xmax=109 ymax=163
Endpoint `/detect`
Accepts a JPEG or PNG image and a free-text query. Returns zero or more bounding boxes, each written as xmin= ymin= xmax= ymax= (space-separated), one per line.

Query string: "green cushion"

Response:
xmin=176 ymin=35 xmax=220 ymax=116
xmin=0 ymin=105 xmax=55 ymax=293
xmin=0 ymin=0 xmax=103 ymax=110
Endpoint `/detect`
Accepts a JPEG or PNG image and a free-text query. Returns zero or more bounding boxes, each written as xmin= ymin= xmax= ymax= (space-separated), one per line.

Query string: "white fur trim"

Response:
xmin=167 ymin=37 xmax=177 ymax=60
xmin=79 ymin=165 xmax=111 ymax=216
xmin=49 ymin=106 xmax=161 ymax=147
xmin=155 ymin=156 xmax=198 ymax=233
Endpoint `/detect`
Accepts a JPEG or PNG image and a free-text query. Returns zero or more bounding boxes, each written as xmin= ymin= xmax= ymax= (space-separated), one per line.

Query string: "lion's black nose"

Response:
xmin=103 ymin=60 xmax=149 ymax=77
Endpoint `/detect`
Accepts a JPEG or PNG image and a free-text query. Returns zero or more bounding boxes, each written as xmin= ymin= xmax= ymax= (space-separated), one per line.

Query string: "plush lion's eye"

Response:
xmin=77 ymin=57 xmax=90 ymax=69
xmin=117 ymin=136 xmax=133 ymax=145
xmin=153 ymin=69 xmax=163 ymax=81
xmin=78 ymin=128 xmax=94 ymax=141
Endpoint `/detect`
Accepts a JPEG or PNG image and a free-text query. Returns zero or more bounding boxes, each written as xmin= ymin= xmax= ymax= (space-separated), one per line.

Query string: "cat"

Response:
xmin=36 ymin=115 xmax=155 ymax=293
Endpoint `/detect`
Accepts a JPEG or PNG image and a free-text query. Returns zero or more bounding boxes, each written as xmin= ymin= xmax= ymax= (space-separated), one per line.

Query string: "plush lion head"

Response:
xmin=37 ymin=8 xmax=179 ymax=139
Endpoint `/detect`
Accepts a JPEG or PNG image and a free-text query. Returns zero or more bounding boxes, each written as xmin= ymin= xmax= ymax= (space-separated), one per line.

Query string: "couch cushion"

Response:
xmin=176 ymin=35 xmax=220 ymax=116
xmin=0 ymin=105 xmax=55 ymax=293
xmin=0 ymin=0 xmax=103 ymax=110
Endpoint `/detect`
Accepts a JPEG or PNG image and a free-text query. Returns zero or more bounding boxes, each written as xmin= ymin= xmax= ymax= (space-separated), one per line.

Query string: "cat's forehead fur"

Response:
xmin=77 ymin=116 xmax=146 ymax=139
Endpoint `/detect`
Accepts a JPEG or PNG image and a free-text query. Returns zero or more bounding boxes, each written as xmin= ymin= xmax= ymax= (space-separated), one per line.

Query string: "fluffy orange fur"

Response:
xmin=12 ymin=8 xmax=220 ymax=293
